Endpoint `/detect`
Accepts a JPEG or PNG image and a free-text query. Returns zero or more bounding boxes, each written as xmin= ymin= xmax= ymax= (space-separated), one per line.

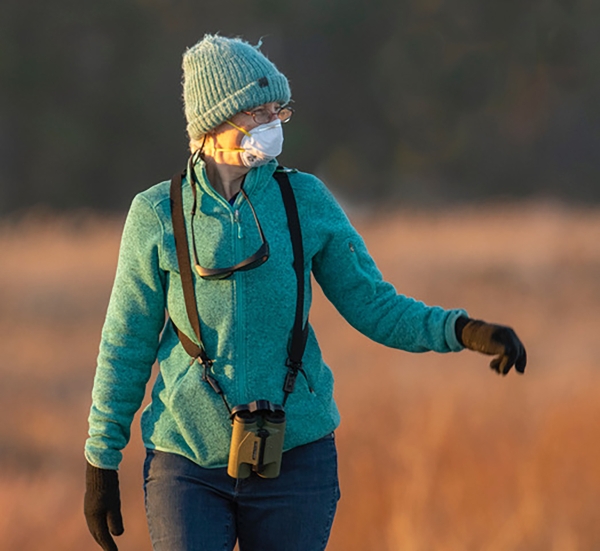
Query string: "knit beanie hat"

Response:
xmin=183 ymin=34 xmax=291 ymax=139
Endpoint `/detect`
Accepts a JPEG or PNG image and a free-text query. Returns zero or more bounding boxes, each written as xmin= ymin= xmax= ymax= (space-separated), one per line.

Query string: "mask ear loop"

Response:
xmin=225 ymin=120 xmax=252 ymax=137
xmin=186 ymin=152 xmax=207 ymax=273
xmin=210 ymin=122 xmax=249 ymax=154
xmin=197 ymin=135 xmax=207 ymax=159
xmin=187 ymin=152 xmax=199 ymax=216
xmin=189 ymin=135 xmax=206 ymax=167
xmin=214 ymin=121 xmax=249 ymax=156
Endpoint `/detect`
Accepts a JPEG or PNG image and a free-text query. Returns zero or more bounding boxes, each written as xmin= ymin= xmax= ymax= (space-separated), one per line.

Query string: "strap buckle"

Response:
xmin=284 ymin=358 xmax=303 ymax=394
xmin=198 ymin=357 xmax=223 ymax=396
xmin=285 ymin=358 xmax=303 ymax=371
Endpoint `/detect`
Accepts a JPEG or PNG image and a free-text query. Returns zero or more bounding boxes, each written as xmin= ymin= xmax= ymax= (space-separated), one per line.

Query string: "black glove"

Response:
xmin=84 ymin=462 xmax=124 ymax=551
xmin=455 ymin=316 xmax=527 ymax=375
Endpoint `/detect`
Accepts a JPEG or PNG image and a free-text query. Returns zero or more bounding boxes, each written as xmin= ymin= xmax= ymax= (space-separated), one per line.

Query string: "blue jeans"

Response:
xmin=143 ymin=434 xmax=340 ymax=551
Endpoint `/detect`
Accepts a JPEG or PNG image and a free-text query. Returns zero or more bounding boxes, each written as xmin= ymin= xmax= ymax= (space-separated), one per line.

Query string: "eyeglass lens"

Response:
xmin=249 ymin=105 xmax=293 ymax=124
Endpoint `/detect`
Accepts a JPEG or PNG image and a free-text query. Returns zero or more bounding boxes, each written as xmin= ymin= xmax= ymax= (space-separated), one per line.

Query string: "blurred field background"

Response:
xmin=1 ymin=201 xmax=599 ymax=550
xmin=2 ymin=0 xmax=600 ymax=213
xmin=2 ymin=0 xmax=600 ymax=549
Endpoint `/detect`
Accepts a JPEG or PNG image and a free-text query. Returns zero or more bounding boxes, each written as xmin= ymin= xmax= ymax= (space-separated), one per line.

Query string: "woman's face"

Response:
xmin=203 ymin=102 xmax=283 ymax=165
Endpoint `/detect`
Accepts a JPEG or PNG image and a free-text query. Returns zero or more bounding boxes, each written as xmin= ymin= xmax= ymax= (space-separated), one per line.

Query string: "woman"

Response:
xmin=84 ymin=34 xmax=526 ymax=551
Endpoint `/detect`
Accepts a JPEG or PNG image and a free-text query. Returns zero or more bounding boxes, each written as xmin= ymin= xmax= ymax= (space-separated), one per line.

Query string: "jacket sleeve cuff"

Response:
xmin=84 ymin=447 xmax=122 ymax=471
xmin=445 ymin=309 xmax=469 ymax=352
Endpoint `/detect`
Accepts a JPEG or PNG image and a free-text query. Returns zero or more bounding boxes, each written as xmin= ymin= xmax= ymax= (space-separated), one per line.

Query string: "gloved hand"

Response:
xmin=455 ymin=316 xmax=527 ymax=375
xmin=84 ymin=462 xmax=124 ymax=551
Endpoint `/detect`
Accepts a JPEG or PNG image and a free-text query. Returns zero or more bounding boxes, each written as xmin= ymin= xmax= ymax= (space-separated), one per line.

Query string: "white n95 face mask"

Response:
xmin=223 ymin=119 xmax=284 ymax=168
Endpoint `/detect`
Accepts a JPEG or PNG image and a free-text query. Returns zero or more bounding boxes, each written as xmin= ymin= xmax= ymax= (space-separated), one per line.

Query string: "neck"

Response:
xmin=202 ymin=155 xmax=250 ymax=201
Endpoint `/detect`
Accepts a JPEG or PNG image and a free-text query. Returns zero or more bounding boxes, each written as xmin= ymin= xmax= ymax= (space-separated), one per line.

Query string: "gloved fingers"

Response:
xmin=502 ymin=352 xmax=516 ymax=375
xmin=489 ymin=356 xmax=503 ymax=374
xmin=488 ymin=338 xmax=517 ymax=375
xmin=503 ymin=328 xmax=526 ymax=375
xmin=107 ymin=507 xmax=124 ymax=536
xmin=88 ymin=513 xmax=119 ymax=551
xmin=491 ymin=326 xmax=529 ymax=375
xmin=84 ymin=463 xmax=122 ymax=551
xmin=489 ymin=353 xmax=514 ymax=375
xmin=489 ymin=343 xmax=526 ymax=376
xmin=515 ymin=343 xmax=527 ymax=373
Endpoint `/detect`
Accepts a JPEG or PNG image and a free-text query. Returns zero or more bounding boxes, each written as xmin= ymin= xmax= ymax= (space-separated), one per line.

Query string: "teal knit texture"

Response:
xmin=85 ymin=161 xmax=467 ymax=471
xmin=183 ymin=35 xmax=291 ymax=138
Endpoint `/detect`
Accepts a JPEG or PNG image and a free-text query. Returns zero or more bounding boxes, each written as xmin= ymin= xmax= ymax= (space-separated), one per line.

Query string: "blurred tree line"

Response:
xmin=1 ymin=0 xmax=599 ymax=214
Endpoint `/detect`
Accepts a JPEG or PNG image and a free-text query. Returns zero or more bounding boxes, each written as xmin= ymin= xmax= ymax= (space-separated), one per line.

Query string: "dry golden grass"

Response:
xmin=0 ymin=202 xmax=599 ymax=550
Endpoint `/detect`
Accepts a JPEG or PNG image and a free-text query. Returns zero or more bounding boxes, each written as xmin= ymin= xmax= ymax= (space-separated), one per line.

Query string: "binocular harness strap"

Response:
xmin=170 ymin=169 xmax=231 ymax=414
xmin=169 ymin=166 xmax=308 ymax=412
xmin=272 ymin=169 xmax=309 ymax=406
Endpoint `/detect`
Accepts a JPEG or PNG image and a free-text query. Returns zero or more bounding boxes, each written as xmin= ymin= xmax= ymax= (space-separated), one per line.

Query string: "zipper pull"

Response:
xmin=234 ymin=209 xmax=243 ymax=239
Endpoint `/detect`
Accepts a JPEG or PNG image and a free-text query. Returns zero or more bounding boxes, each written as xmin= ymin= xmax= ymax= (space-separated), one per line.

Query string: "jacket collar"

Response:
xmin=186 ymin=157 xmax=278 ymax=207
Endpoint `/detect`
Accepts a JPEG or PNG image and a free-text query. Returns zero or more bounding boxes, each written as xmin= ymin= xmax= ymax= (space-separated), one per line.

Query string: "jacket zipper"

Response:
xmin=233 ymin=205 xmax=246 ymax=402
xmin=234 ymin=209 xmax=243 ymax=239
xmin=190 ymin=164 xmax=249 ymax=404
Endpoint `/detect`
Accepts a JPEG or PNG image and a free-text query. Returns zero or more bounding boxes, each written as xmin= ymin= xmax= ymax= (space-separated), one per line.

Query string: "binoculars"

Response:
xmin=227 ymin=400 xmax=286 ymax=479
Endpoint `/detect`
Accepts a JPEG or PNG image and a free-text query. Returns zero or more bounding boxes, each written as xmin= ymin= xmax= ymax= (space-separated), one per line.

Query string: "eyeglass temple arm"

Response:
xmin=240 ymin=187 xmax=267 ymax=242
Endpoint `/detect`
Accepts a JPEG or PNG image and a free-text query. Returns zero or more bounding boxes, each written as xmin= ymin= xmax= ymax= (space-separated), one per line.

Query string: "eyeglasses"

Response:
xmin=188 ymin=158 xmax=269 ymax=280
xmin=243 ymin=103 xmax=294 ymax=125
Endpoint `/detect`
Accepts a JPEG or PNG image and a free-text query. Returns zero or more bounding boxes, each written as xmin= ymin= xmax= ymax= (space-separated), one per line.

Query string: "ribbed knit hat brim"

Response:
xmin=183 ymin=35 xmax=291 ymax=138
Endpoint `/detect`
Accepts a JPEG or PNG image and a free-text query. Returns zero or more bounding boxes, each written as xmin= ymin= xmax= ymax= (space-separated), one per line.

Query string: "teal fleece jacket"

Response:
xmin=85 ymin=159 xmax=466 ymax=470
